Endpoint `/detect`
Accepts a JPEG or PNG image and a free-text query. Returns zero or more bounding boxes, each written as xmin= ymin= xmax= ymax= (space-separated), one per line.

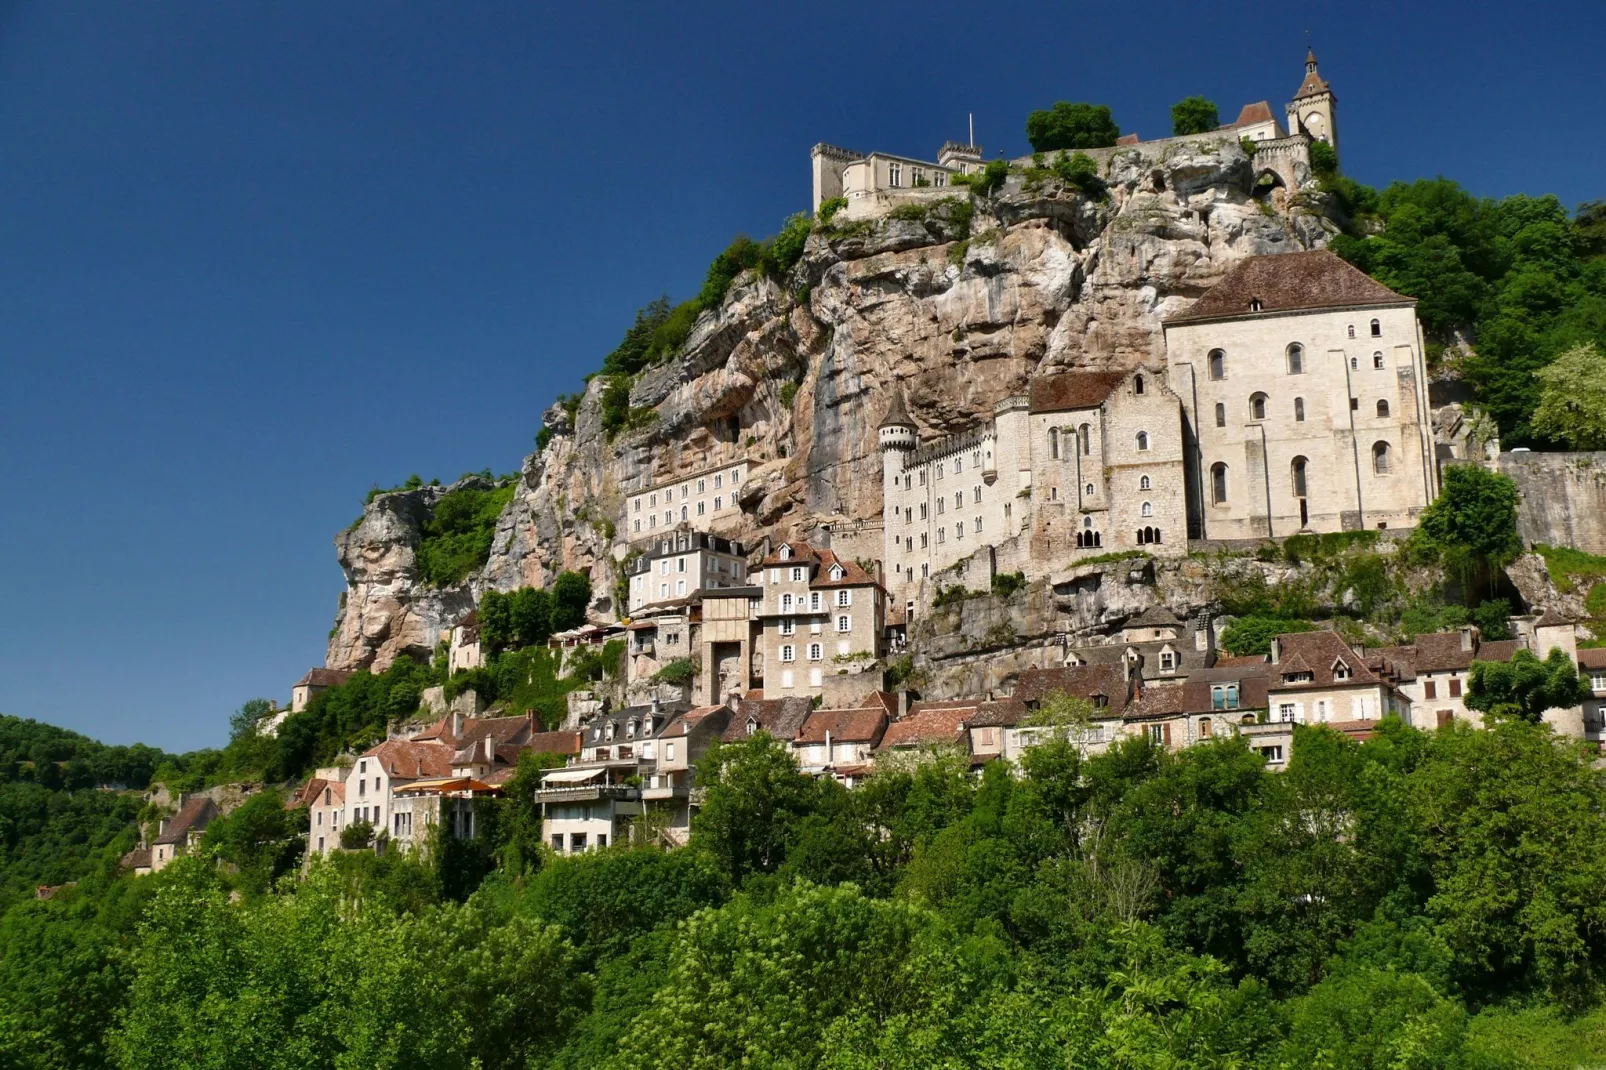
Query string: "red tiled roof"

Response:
xmin=796 ymin=707 xmax=888 ymax=745
xmin=723 ymin=696 xmax=813 ymax=743
xmin=1028 ymin=372 xmax=1128 ymax=414
xmin=525 ymin=730 xmax=582 ymax=756
xmin=760 ymin=541 xmax=821 ymax=568
xmin=907 ymin=699 xmax=982 ymax=715
xmin=1164 ymin=250 xmax=1412 ymax=325
xmin=287 ymin=778 xmax=331 ymax=810
xmin=879 ymin=706 xmax=972 ymax=750
xmin=1014 ymin=665 xmax=1133 ymax=715
xmin=360 ymin=739 xmax=454 ymax=780
xmin=1116 ymin=132 xmax=1141 ymax=146
xmin=813 ymin=547 xmax=878 ymax=589
xmin=296 ymin=668 xmax=353 ymax=689
xmin=965 ymin=697 xmax=1027 ymax=728
xmin=121 ymin=846 xmax=151 ymax=870
xmin=458 ymin=714 xmax=535 ymax=748
xmin=1293 ymin=52 xmax=1331 ymax=100
xmin=1578 ymin=648 xmax=1606 ymax=670
xmin=1214 ymin=654 xmax=1269 ymax=668
xmin=1475 ymin=640 xmax=1522 ymax=663
xmin=154 ymin=796 xmax=218 ymax=846
xmin=1229 ymin=101 xmax=1275 ymax=127
xmin=1270 ymin=631 xmax=1380 ymax=690
xmin=1126 ymin=682 xmax=1187 ymax=720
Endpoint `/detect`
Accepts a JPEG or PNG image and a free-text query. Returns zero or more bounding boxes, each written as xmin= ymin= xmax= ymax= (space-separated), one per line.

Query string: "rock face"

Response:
xmin=329 ymin=137 xmax=1339 ymax=671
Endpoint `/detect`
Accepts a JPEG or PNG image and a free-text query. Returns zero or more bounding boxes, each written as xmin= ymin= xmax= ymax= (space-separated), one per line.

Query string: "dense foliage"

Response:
xmin=1024 ymin=101 xmax=1120 ymax=151
xmin=8 ymin=719 xmax=1606 ymax=1066
xmin=1331 ymin=181 xmax=1606 ymax=443
xmin=415 ymin=481 xmax=518 ymax=587
xmin=1170 ymin=95 xmax=1219 ymax=135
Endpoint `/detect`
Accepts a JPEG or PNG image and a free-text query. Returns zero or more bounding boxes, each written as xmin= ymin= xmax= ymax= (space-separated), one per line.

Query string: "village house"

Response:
xmin=645 ymin=703 xmax=732 ymax=843
xmin=1265 ymin=630 xmax=1399 ymax=726
xmin=149 ymin=795 xmax=219 ymax=873
xmin=626 ymin=532 xmax=748 ymax=613
xmin=625 ymin=461 xmax=750 ymax=537
xmin=753 ymin=541 xmax=887 ymax=698
xmin=1005 ymin=665 xmax=1138 ymax=760
xmin=448 ymin=611 xmax=484 ymax=674
xmin=1580 ymin=648 xmax=1606 ymax=744
xmin=791 ymin=693 xmax=894 ymax=781
xmin=1063 ymin=604 xmax=1215 ymax=684
xmin=877 ymin=699 xmax=982 ymax=760
xmin=1162 ymin=250 xmax=1436 ymax=540
xmin=290 ymin=667 xmax=353 ymax=713
xmin=289 ymin=775 xmax=348 ymax=858
xmin=343 ymin=738 xmax=453 ymax=842
xmin=721 ymin=694 xmax=814 ymax=745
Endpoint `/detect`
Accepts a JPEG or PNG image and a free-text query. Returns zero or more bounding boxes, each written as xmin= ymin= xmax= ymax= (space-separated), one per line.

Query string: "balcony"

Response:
xmin=641 ymin=782 xmax=689 ymax=801
xmin=535 ymin=783 xmax=640 ymax=804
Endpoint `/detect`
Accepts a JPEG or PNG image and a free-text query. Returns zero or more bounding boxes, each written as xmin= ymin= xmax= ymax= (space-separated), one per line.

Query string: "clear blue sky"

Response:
xmin=1 ymin=0 xmax=1601 ymax=751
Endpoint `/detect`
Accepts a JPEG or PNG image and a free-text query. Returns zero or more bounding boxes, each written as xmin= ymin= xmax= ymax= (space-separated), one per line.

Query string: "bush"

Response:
xmin=1472 ymin=598 xmax=1514 ymax=640
xmin=1051 ymin=150 xmax=1104 ymax=198
xmin=1536 ymin=544 xmax=1606 ymax=594
xmin=698 ymin=234 xmax=773 ymax=310
xmin=888 ymin=203 xmax=929 ymax=222
xmin=415 ymin=482 xmax=517 ymax=588
xmin=1309 ymin=139 xmax=1338 ymax=175
xmin=1025 ymin=101 xmax=1120 ymax=151
xmin=990 ymin=571 xmax=1027 ymax=599
xmin=1170 ymin=96 xmax=1219 ymax=136
xmin=340 ymin=820 xmax=375 ymax=850
xmin=652 ymin=659 xmax=698 ymax=687
xmin=972 ymin=158 xmax=1009 ymax=197
xmin=931 ymin=585 xmax=977 ymax=609
xmin=816 ymin=197 xmax=847 ymax=226
xmin=779 ymin=381 xmax=799 ymax=409
xmin=1221 ymin=616 xmax=1318 ymax=657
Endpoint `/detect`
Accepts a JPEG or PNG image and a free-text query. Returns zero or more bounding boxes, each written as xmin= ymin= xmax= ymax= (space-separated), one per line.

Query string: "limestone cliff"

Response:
xmin=328 ymin=136 xmax=1339 ymax=671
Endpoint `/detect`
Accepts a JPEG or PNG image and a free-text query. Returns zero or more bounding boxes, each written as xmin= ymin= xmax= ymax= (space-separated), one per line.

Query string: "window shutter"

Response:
xmin=1162 ymin=723 xmax=1172 ymax=746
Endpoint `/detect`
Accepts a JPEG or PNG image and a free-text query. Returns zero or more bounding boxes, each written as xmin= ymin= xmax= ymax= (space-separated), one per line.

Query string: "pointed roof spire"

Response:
xmin=1293 ymin=45 xmax=1331 ymax=99
xmin=878 ymin=382 xmax=914 ymax=429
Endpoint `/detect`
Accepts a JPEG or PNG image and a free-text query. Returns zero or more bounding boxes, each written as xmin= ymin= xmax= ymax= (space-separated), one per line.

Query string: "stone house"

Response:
xmin=1372 ymin=628 xmax=1519 ymax=730
xmin=290 ymin=668 xmax=353 ymax=713
xmin=699 ymin=585 xmax=762 ymax=704
xmin=645 ymin=704 xmax=732 ymax=844
xmin=625 ymin=461 xmax=750 ymax=538
xmin=626 ymin=532 xmax=748 ymax=613
xmin=792 ymin=696 xmax=892 ymax=779
xmin=720 ymin=694 xmax=813 ymax=745
xmin=536 ymin=764 xmax=641 ymax=856
xmin=1004 ymin=665 xmax=1137 ymax=761
xmin=1265 ymin=630 xmax=1399 ymax=726
xmin=1579 ymin=648 xmax=1606 ymax=743
xmin=753 ymin=541 xmax=887 ymax=698
xmin=625 ymin=602 xmax=697 ymax=696
xmin=961 ymin=698 xmax=1028 ymax=763
xmin=810 ymin=139 xmax=984 ymax=212
xmin=877 ymin=699 xmax=984 ymax=761
xmin=448 ymin=611 xmax=484 ymax=674
xmin=292 ymin=777 xmax=347 ymax=858
xmin=150 ymin=795 xmax=219 ymax=872
xmin=1163 ymin=250 xmax=1436 ymax=540
xmin=343 ymin=739 xmax=453 ymax=842
xmin=879 ymin=368 xmax=1185 ymax=605
xmin=1064 ymin=605 xmax=1215 ymax=685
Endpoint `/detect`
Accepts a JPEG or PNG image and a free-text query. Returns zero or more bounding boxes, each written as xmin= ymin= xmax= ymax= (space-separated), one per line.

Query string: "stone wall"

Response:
xmin=1496 ymin=452 xmax=1606 ymax=555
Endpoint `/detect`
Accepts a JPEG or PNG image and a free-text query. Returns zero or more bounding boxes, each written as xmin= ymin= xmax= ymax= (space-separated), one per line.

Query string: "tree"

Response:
xmin=1472 ymin=598 xmax=1514 ymax=641
xmin=509 ymin=586 xmax=555 ymax=648
xmin=1412 ymin=465 xmax=1521 ymax=590
xmin=1309 ymin=139 xmax=1338 ymax=175
xmin=201 ymin=790 xmax=304 ymax=896
xmin=1025 ymin=101 xmax=1120 ymax=152
xmin=1221 ymin=616 xmax=1317 ymax=657
xmin=226 ymin=698 xmax=275 ymax=743
xmin=340 ymin=819 xmax=376 ymax=850
xmin=1464 ymin=648 xmax=1588 ymax=724
xmin=551 ymin=571 xmax=592 ymax=632
xmin=1170 ymin=96 xmax=1219 ymax=136
xmin=1532 ymin=342 xmax=1606 ymax=449
xmin=690 ymin=733 xmax=816 ymax=883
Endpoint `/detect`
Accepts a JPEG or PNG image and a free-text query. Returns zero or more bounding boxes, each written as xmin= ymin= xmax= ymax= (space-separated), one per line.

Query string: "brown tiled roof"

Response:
xmin=1412 ymin=631 xmax=1479 ymax=673
xmin=1293 ymin=51 xmax=1331 ymax=100
xmin=154 ymin=796 xmax=218 ymax=846
xmin=1475 ymin=640 xmax=1522 ymax=663
xmin=1163 ymin=250 xmax=1412 ymax=325
xmin=1014 ymin=665 xmax=1133 ymax=715
xmin=1371 ymin=644 xmax=1419 ymax=681
xmin=1181 ymin=661 xmax=1274 ymax=714
xmin=1578 ymin=648 xmax=1606 ymax=670
xmin=1323 ymin=719 xmax=1379 ymax=741
xmin=458 ymin=714 xmax=535 ymax=748
xmin=724 ymin=696 xmax=813 ymax=743
xmin=1126 ymin=605 xmax=1182 ymax=628
xmin=760 ymin=541 xmax=820 ymax=568
xmin=907 ymin=699 xmax=982 ymax=715
xmin=796 ymin=707 xmax=888 ymax=745
xmin=878 ymin=385 xmax=913 ymax=429
xmin=121 ymin=846 xmax=151 ymax=870
xmin=965 ymin=697 xmax=1028 ymax=728
xmin=812 ymin=548 xmax=878 ymax=589
xmin=360 ymin=739 xmax=454 ymax=780
xmin=1534 ymin=610 xmax=1573 ymax=628
xmin=1028 ymin=372 xmax=1127 ymax=414
xmin=1271 ymin=631 xmax=1380 ymax=690
xmin=296 ymin=668 xmax=353 ymax=689
xmin=1214 ymin=654 xmax=1269 ymax=668
xmin=1230 ymin=101 xmax=1275 ymax=127
xmin=410 ymin=715 xmax=454 ymax=742
xmin=287 ymin=778 xmax=331 ymax=810
xmin=860 ymin=691 xmax=898 ymax=716
xmin=455 ymin=609 xmax=480 ymax=639
xmin=1125 ymin=682 xmax=1188 ymax=720
xmin=879 ymin=706 xmax=972 ymax=750
xmin=1116 ymin=132 xmax=1141 ymax=146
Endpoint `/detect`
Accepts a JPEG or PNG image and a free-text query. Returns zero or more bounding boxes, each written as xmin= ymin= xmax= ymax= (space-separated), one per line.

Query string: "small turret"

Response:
xmin=1286 ymin=46 xmax=1339 ymax=163
xmin=877 ymin=385 xmax=917 ymax=452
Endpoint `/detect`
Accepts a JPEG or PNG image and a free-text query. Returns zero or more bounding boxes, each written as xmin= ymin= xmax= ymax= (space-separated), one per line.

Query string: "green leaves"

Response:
xmin=1024 ymin=101 xmax=1120 ymax=152
xmin=1465 ymin=648 xmax=1589 ymax=724
xmin=1170 ymin=95 xmax=1220 ymax=136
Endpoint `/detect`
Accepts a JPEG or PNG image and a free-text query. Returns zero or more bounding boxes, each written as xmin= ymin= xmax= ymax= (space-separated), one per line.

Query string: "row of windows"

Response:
xmin=1209 ymin=444 xmax=1396 ymax=504
xmin=779 ymin=629 xmax=851 ymax=661
xmin=633 ymin=497 xmax=731 ymax=532
xmin=777 ymin=589 xmax=853 ymax=611
xmin=1214 ymin=394 xmax=1392 ymax=425
xmin=1207 ymin=332 xmax=1386 ymax=382
xmin=886 ymin=163 xmax=953 ymax=188
xmin=633 ymin=468 xmax=743 ymax=510
xmin=900 ymin=450 xmax=987 ymax=489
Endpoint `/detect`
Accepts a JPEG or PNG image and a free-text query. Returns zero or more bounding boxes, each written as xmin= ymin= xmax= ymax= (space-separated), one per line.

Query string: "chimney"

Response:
xmin=451 ymin=711 xmax=464 ymax=739
xmin=824 ymin=728 xmax=833 ymax=768
xmin=1460 ymin=625 xmax=1475 ymax=653
xmin=1270 ymin=637 xmax=1281 ymax=665
xmin=651 ymin=693 xmax=662 ymax=715
xmin=898 ymin=691 xmax=910 ymax=719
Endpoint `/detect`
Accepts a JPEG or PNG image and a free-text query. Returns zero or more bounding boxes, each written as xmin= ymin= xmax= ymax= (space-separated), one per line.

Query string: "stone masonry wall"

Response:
xmin=1497 ymin=452 xmax=1606 ymax=555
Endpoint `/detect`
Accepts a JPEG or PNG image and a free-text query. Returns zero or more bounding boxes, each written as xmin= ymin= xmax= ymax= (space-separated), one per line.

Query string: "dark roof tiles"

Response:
xmin=1164 ymin=250 xmax=1411 ymax=325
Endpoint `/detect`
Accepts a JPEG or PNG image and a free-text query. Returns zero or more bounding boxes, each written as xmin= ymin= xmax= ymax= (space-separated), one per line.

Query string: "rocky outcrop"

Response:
xmin=329 ymin=136 xmax=1341 ymax=671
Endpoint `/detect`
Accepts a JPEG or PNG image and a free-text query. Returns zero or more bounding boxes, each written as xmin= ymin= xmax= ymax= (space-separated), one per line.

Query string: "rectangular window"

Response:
xmin=888 ymin=162 xmax=901 ymax=187
xmin=666 ymin=743 xmax=675 ymax=762
xmin=1424 ymin=680 xmax=1436 ymax=699
xmin=781 ymin=644 xmax=795 ymax=662
xmin=837 ymin=589 xmax=851 ymax=607
xmin=809 ymin=643 xmax=823 ymax=661
xmin=973 ymin=485 xmax=982 ymax=503
xmin=781 ymin=618 xmax=795 ymax=635
xmin=837 ymin=615 xmax=851 ymax=633
xmin=781 ymin=669 xmax=794 ymax=689
xmin=1278 ymin=703 xmax=1297 ymax=722
xmin=810 ymin=592 xmax=822 ymax=611
xmin=791 ymin=567 xmax=804 ymax=582
xmin=1449 ymin=678 xmax=1462 ymax=698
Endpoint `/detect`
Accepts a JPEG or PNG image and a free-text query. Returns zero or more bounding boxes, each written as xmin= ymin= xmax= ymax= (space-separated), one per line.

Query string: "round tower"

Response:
xmin=877 ymin=385 xmax=917 ymax=453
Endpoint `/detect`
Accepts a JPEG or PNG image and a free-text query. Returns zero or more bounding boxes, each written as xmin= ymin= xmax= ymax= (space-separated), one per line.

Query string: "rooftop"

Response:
xmin=1163 ymin=250 xmax=1412 ymax=325
xmin=1028 ymin=371 xmax=1128 ymax=414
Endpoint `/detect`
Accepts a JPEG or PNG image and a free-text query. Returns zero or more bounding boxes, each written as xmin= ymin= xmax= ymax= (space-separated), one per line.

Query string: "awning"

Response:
xmin=540 ymin=767 xmax=606 ymax=784
xmin=394 ymin=777 xmax=499 ymax=795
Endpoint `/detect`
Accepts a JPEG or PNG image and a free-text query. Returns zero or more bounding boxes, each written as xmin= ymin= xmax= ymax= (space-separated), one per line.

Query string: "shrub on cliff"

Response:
xmin=416 ymin=482 xmax=517 ymax=587
xmin=1531 ymin=342 xmax=1606 ymax=449
xmin=1170 ymin=96 xmax=1219 ymax=136
xmin=1025 ymin=101 xmax=1119 ymax=151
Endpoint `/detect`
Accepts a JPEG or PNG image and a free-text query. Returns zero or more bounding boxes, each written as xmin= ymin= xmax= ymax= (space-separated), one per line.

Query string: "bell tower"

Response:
xmin=1286 ymin=48 xmax=1339 ymax=164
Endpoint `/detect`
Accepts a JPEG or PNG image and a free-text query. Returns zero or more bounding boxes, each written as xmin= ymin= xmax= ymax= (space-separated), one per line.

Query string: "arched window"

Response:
xmin=1347 ymin=325 xmax=1356 ymax=339
xmin=1373 ymin=352 xmax=1385 ymax=370
xmin=1294 ymin=397 xmax=1305 ymax=422
xmin=1079 ymin=424 xmax=1091 ymax=455
xmin=1139 ymin=475 xmax=1151 ymax=491
xmin=1049 ymin=428 xmax=1059 ymax=460
xmin=1250 ymin=392 xmax=1267 ymax=420
xmin=1250 ymin=299 xmax=1263 ymax=312
xmin=1208 ymin=349 xmax=1226 ymax=381
xmin=1372 ymin=441 xmax=1392 ymax=475
xmin=1286 ymin=343 xmax=1304 ymax=375
xmin=1085 ymin=483 xmax=1095 ymax=498
xmin=1376 ymin=399 xmax=1390 ymax=418
xmin=1136 ymin=431 xmax=1150 ymax=452
xmin=1141 ymin=501 xmax=1153 ymax=517
xmin=1211 ymin=463 xmax=1229 ymax=505
xmin=1350 ymin=355 xmax=1358 ymax=370
xmin=1134 ymin=374 xmax=1145 ymax=395
xmin=1370 ymin=319 xmax=1382 ymax=337
xmin=681 ymin=506 xmax=688 ymax=521
xmin=1214 ymin=402 xmax=1226 ymax=428
xmin=1291 ymin=456 xmax=1308 ymax=498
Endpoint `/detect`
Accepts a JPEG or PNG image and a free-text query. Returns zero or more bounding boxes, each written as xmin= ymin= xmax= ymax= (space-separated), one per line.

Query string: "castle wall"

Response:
xmin=1495 ymin=452 xmax=1606 ymax=556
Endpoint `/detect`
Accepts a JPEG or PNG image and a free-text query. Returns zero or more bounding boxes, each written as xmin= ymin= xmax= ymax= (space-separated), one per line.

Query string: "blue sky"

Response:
xmin=1 ymin=0 xmax=1601 ymax=751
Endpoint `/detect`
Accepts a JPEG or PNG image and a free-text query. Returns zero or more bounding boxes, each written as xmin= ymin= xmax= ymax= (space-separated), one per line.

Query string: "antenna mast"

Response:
xmin=968 ymin=112 xmax=974 ymax=146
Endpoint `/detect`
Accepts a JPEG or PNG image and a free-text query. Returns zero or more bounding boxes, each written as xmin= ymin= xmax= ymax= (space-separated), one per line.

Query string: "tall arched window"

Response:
xmin=1214 ymin=402 xmax=1226 ymax=427
xmin=1250 ymin=392 xmax=1267 ymax=420
xmin=1350 ymin=355 xmax=1358 ymax=370
xmin=1141 ymin=501 xmax=1153 ymax=517
xmin=1085 ymin=483 xmax=1095 ymax=498
xmin=1294 ymin=397 xmax=1305 ymax=422
xmin=1049 ymin=428 xmax=1060 ymax=460
xmin=1370 ymin=319 xmax=1382 ymax=337
xmin=1291 ymin=456 xmax=1308 ymax=498
xmin=1376 ymin=399 xmax=1390 ymax=418
xmin=1136 ymin=431 xmax=1150 ymax=451
xmin=1372 ymin=441 xmax=1392 ymax=474
xmin=1134 ymin=374 xmax=1145 ymax=395
xmin=1079 ymin=424 xmax=1091 ymax=455
xmin=1347 ymin=325 xmax=1356 ymax=339
xmin=1208 ymin=349 xmax=1226 ymax=380
xmin=1373 ymin=352 xmax=1385 ymax=369
xmin=1211 ymin=463 xmax=1229 ymax=504
xmin=1139 ymin=475 xmax=1151 ymax=490
xmin=1286 ymin=343 xmax=1305 ymax=375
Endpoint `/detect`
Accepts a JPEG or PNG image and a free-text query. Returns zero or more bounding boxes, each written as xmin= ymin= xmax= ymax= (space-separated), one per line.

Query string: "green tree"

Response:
xmin=200 ymin=790 xmax=304 ymax=896
xmin=1221 ymin=615 xmax=1317 ymax=657
xmin=1025 ymin=101 xmax=1120 ymax=151
xmin=1309 ymin=138 xmax=1339 ymax=175
xmin=1465 ymin=647 xmax=1589 ymax=724
xmin=691 ymin=733 xmax=816 ymax=883
xmin=1531 ymin=342 xmax=1606 ymax=449
xmin=226 ymin=698 xmax=275 ymax=743
xmin=551 ymin=571 xmax=592 ymax=632
xmin=1278 ymin=968 xmax=1470 ymax=1069
xmin=1412 ymin=465 xmax=1522 ymax=590
xmin=1472 ymin=598 xmax=1514 ymax=640
xmin=509 ymin=585 xmax=554 ymax=648
xmin=1170 ymin=96 xmax=1219 ymax=136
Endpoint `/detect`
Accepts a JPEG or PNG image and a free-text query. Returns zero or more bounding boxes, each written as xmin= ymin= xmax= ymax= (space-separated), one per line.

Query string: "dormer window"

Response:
xmin=626 ymin=719 xmax=638 ymax=738
xmin=1332 ymin=660 xmax=1351 ymax=681
xmin=830 ymin=564 xmax=844 ymax=581
xmin=1283 ymin=671 xmax=1314 ymax=684
xmin=1249 ymin=298 xmax=1263 ymax=312
xmin=779 ymin=545 xmax=791 ymax=560
xmin=604 ymin=723 xmax=615 ymax=741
